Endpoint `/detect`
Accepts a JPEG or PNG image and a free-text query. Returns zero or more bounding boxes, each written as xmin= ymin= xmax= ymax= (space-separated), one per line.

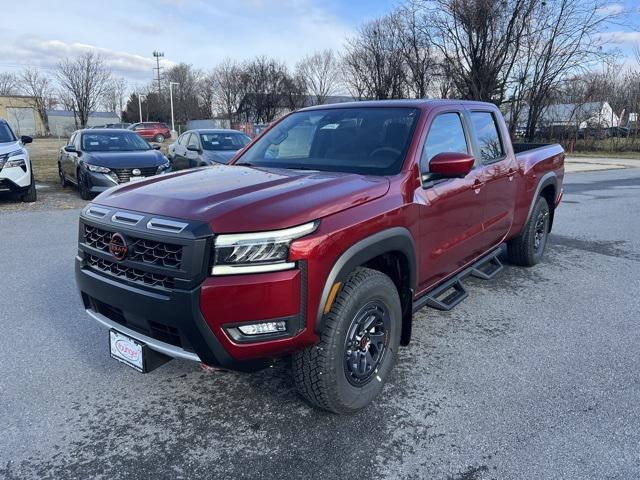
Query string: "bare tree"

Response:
xmin=296 ymin=50 xmax=338 ymax=105
xmin=56 ymin=52 xmax=112 ymax=128
xmin=430 ymin=0 xmax=537 ymax=103
xmin=344 ymin=15 xmax=407 ymax=100
xmin=519 ymin=0 xmax=618 ymax=140
xmin=393 ymin=2 xmax=435 ymax=98
xmin=0 ymin=72 xmax=18 ymax=96
xmin=102 ymin=77 xmax=128 ymax=118
xmin=164 ymin=63 xmax=207 ymax=123
xmin=211 ymin=58 xmax=246 ymax=121
xmin=20 ymin=67 xmax=54 ymax=135
xmin=241 ymin=57 xmax=290 ymax=123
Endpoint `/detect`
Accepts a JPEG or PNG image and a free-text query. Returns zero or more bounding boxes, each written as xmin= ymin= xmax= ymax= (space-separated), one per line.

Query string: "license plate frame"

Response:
xmin=109 ymin=329 xmax=145 ymax=372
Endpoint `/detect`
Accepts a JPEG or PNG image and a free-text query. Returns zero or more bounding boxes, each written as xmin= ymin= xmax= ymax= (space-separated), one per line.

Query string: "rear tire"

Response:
xmin=293 ymin=267 xmax=401 ymax=414
xmin=154 ymin=134 xmax=165 ymax=143
xmin=507 ymin=196 xmax=550 ymax=266
xmin=21 ymin=171 xmax=37 ymax=202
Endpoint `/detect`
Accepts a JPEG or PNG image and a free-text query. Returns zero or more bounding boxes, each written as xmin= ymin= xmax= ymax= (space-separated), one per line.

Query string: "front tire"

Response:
xmin=507 ymin=196 xmax=550 ymax=266
xmin=59 ymin=163 xmax=68 ymax=188
xmin=293 ymin=267 xmax=401 ymax=414
xmin=21 ymin=171 xmax=37 ymax=202
xmin=78 ymin=170 xmax=93 ymax=200
xmin=154 ymin=134 xmax=165 ymax=143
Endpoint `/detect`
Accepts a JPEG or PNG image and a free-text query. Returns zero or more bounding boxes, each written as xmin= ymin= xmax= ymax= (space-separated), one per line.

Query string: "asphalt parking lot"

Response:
xmin=1 ymin=168 xmax=639 ymax=480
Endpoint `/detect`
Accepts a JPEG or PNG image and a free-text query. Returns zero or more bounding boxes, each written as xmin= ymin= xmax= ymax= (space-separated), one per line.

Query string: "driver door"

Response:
xmin=413 ymin=110 xmax=487 ymax=292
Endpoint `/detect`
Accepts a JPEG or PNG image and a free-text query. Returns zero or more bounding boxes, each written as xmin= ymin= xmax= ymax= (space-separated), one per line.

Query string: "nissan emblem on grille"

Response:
xmin=109 ymin=233 xmax=128 ymax=261
xmin=132 ymin=168 xmax=141 ymax=176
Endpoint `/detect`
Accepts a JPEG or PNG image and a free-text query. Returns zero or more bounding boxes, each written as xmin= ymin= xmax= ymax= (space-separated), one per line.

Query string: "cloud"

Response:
xmin=0 ymin=36 xmax=175 ymax=80
xmin=596 ymin=3 xmax=625 ymax=16
xmin=122 ymin=19 xmax=163 ymax=36
xmin=597 ymin=30 xmax=640 ymax=45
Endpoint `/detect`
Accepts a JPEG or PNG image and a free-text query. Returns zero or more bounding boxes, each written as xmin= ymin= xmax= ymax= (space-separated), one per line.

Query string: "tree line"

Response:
xmin=0 ymin=0 xmax=634 ymax=141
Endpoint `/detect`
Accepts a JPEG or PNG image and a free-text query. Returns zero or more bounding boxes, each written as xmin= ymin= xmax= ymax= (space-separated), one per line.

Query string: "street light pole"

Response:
xmin=169 ymin=82 xmax=179 ymax=138
xmin=138 ymin=94 xmax=146 ymax=123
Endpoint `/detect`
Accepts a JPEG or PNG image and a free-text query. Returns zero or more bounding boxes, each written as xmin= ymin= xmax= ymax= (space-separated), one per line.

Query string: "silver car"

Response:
xmin=167 ymin=129 xmax=251 ymax=170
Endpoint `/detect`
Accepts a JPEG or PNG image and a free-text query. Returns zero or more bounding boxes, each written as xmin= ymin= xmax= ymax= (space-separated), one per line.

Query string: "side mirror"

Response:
xmin=187 ymin=145 xmax=201 ymax=153
xmin=64 ymin=145 xmax=77 ymax=153
xmin=428 ymin=152 xmax=475 ymax=178
xmin=21 ymin=135 xmax=33 ymax=144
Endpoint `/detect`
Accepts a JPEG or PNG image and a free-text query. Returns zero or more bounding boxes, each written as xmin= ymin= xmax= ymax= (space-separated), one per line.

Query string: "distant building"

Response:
xmin=48 ymin=110 xmax=121 ymax=137
xmin=509 ymin=101 xmax=620 ymax=132
xmin=0 ymin=95 xmax=43 ymax=137
xmin=542 ymin=102 xmax=619 ymax=129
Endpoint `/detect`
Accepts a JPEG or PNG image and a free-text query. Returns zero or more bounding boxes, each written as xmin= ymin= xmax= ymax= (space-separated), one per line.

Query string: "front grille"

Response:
xmin=111 ymin=167 xmax=158 ymax=183
xmin=83 ymin=225 xmax=183 ymax=269
xmin=86 ymin=254 xmax=175 ymax=289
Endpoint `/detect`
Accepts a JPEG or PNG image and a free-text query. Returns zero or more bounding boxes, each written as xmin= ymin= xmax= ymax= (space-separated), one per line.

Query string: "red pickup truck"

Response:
xmin=75 ymin=100 xmax=564 ymax=413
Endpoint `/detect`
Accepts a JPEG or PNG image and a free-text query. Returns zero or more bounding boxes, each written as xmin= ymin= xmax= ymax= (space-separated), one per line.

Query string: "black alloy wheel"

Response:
xmin=344 ymin=300 xmax=390 ymax=386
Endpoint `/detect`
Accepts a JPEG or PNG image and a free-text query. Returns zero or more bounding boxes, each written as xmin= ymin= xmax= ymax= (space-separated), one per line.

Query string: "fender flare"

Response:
xmin=524 ymin=171 xmax=558 ymax=227
xmin=314 ymin=227 xmax=416 ymax=333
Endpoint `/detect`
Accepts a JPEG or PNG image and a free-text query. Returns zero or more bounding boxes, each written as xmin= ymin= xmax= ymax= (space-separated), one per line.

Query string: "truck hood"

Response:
xmin=94 ymin=165 xmax=390 ymax=232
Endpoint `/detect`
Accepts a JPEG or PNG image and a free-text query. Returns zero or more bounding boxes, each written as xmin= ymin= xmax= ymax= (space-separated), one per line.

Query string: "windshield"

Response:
xmin=201 ymin=132 xmax=250 ymax=151
xmin=0 ymin=122 xmax=17 ymax=143
xmin=237 ymin=107 xmax=420 ymax=175
xmin=82 ymin=132 xmax=151 ymax=152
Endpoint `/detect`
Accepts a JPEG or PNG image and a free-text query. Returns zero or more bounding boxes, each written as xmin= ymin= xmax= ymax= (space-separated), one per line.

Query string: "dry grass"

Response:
xmin=25 ymin=137 xmax=67 ymax=183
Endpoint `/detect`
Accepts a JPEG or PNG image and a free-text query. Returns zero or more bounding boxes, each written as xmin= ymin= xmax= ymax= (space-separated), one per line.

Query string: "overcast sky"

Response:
xmin=0 ymin=0 xmax=638 ymax=90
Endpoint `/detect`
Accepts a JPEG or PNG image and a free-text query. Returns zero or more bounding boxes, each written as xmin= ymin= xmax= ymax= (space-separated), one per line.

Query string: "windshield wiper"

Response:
xmin=235 ymin=162 xmax=254 ymax=166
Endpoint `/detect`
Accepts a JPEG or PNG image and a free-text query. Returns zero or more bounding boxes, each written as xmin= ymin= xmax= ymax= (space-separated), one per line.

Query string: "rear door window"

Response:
xmin=421 ymin=113 xmax=468 ymax=171
xmin=470 ymin=112 xmax=504 ymax=163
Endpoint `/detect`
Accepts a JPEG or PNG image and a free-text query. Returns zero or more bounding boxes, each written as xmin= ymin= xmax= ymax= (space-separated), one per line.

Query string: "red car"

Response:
xmin=76 ymin=100 xmax=564 ymax=413
xmin=129 ymin=122 xmax=171 ymax=143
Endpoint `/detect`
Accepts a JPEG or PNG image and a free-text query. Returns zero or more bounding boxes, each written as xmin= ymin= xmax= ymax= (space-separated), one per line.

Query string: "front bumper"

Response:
xmin=86 ymin=171 xmax=118 ymax=194
xmin=75 ymin=206 xmax=315 ymax=371
xmin=0 ymin=164 xmax=31 ymax=190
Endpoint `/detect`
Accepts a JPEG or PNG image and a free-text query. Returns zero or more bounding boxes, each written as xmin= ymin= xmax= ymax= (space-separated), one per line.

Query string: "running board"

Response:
xmin=469 ymin=249 xmax=503 ymax=280
xmin=413 ymin=247 xmax=504 ymax=313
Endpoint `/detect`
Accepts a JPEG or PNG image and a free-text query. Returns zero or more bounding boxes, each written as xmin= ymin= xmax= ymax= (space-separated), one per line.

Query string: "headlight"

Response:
xmin=0 ymin=149 xmax=26 ymax=168
xmin=86 ymin=164 xmax=111 ymax=173
xmin=157 ymin=160 xmax=170 ymax=173
xmin=212 ymin=221 xmax=318 ymax=275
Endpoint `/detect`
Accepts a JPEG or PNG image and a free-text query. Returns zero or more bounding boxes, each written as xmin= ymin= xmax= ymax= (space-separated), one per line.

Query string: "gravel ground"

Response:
xmin=1 ymin=168 xmax=639 ymax=480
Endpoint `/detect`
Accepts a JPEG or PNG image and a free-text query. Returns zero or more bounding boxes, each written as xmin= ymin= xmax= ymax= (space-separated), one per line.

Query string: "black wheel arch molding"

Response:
xmin=314 ymin=226 xmax=416 ymax=334
xmin=524 ymin=171 xmax=558 ymax=228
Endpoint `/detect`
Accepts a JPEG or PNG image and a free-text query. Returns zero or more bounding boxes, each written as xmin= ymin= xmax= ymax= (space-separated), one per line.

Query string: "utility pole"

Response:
xmin=153 ymin=51 xmax=164 ymax=97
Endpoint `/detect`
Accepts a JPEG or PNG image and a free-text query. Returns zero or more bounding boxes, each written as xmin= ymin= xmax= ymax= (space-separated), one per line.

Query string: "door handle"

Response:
xmin=471 ymin=179 xmax=484 ymax=193
xmin=507 ymin=168 xmax=516 ymax=180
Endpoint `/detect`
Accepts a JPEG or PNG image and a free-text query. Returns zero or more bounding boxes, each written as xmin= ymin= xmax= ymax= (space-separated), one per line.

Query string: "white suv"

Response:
xmin=0 ymin=118 xmax=36 ymax=202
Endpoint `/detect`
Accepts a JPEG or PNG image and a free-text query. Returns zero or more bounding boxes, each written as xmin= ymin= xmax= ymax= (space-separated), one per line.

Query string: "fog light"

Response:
xmin=238 ymin=321 xmax=286 ymax=335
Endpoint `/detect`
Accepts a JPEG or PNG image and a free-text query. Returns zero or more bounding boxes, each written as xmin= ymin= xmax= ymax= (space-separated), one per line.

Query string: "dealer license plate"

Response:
xmin=109 ymin=330 xmax=144 ymax=372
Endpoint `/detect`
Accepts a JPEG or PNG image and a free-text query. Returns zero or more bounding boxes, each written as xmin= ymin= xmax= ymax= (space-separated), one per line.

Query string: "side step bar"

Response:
xmin=413 ymin=248 xmax=504 ymax=313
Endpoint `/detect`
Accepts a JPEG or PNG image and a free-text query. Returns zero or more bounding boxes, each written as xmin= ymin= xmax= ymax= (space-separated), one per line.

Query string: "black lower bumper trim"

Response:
xmin=76 ymin=258 xmax=271 ymax=372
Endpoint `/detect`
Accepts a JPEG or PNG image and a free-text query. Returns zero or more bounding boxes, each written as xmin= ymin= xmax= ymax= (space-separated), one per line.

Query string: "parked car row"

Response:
xmin=56 ymin=127 xmax=248 ymax=200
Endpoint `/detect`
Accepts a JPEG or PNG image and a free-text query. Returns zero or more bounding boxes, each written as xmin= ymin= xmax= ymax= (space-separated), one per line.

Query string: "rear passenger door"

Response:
xmin=414 ymin=109 xmax=488 ymax=291
xmin=468 ymin=110 xmax=518 ymax=248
